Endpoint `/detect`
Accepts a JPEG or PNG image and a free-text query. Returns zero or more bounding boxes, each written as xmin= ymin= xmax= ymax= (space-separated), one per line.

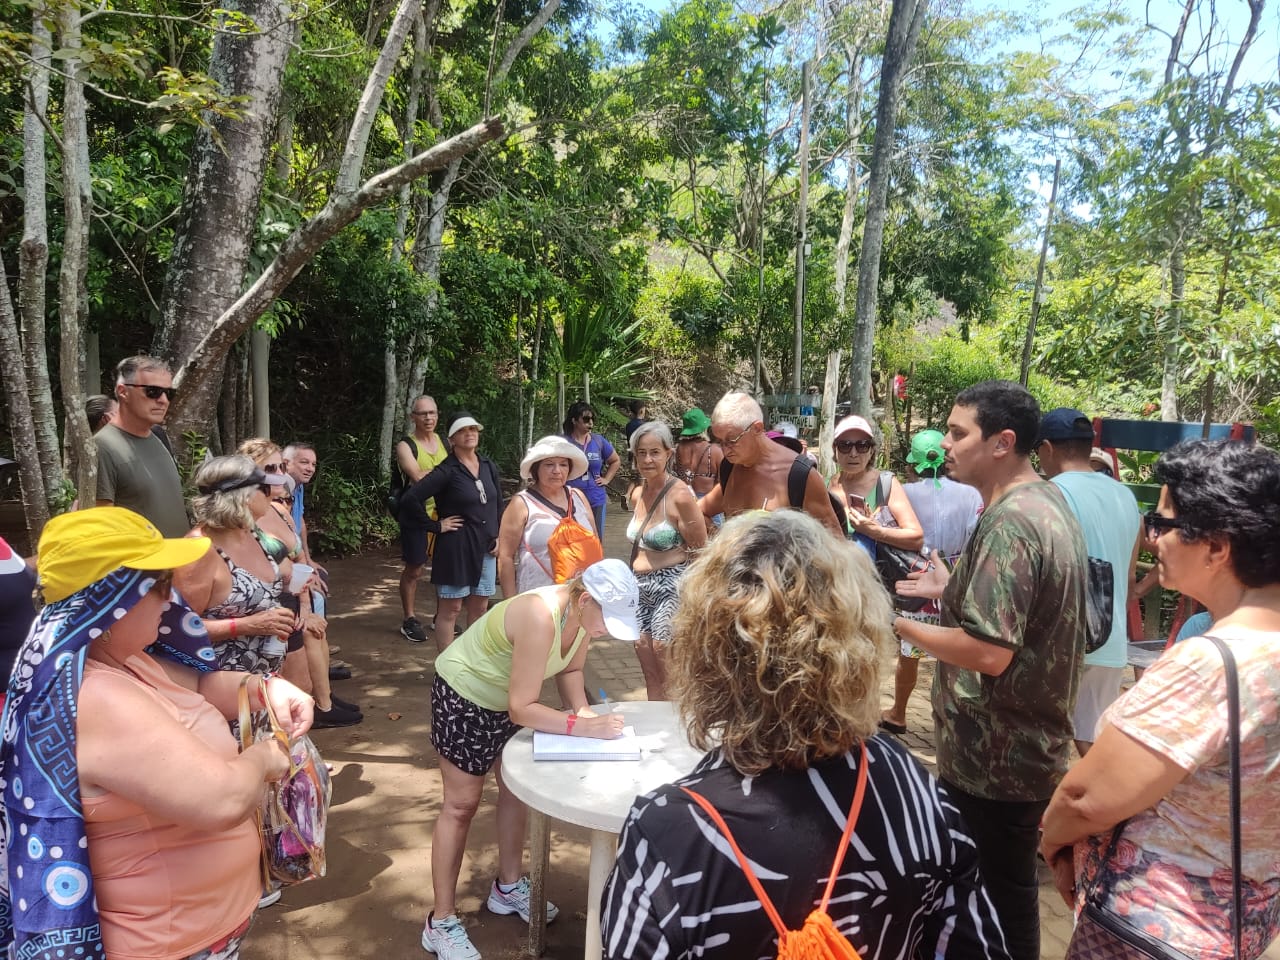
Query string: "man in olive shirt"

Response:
xmin=895 ymin=380 xmax=1087 ymax=960
xmin=94 ymin=356 xmax=188 ymax=537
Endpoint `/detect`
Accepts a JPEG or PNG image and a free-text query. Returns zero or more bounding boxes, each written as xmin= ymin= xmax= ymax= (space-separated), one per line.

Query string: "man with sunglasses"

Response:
xmin=699 ymin=392 xmax=843 ymax=537
xmin=94 ymin=356 xmax=188 ymax=537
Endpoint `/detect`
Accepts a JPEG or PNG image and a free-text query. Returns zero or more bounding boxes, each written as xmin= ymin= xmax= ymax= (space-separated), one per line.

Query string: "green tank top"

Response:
xmin=434 ymin=586 xmax=586 ymax=712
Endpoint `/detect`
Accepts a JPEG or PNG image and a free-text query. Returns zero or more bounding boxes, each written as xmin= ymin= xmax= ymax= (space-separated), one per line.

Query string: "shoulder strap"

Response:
xmin=151 ymin=425 xmax=174 ymax=456
xmin=1204 ymin=635 xmax=1243 ymax=960
xmin=629 ymin=478 xmax=678 ymax=567
xmin=872 ymin=472 xmax=892 ymax=509
xmin=525 ymin=487 xmax=568 ymax=518
xmin=718 ymin=456 xmax=733 ymax=489
xmin=679 ymin=741 xmax=869 ymax=938
xmin=787 ymin=457 xmax=812 ymax=508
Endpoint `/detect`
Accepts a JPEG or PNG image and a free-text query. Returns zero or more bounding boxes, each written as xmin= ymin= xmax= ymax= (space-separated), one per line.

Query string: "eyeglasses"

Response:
xmin=412 ymin=410 xmax=436 ymax=417
xmin=123 ymin=383 xmax=177 ymax=402
xmin=475 ymin=478 xmax=488 ymax=504
xmin=835 ymin=439 xmax=875 ymax=454
xmin=263 ymin=463 xmax=285 ymax=473
xmin=716 ymin=425 xmax=753 ymax=447
xmin=1144 ymin=510 xmax=1188 ymax=540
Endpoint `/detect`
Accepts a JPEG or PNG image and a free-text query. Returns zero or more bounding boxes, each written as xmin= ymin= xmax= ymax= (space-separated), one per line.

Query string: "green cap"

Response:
xmin=906 ymin=429 xmax=946 ymax=475
xmin=680 ymin=408 xmax=712 ymax=437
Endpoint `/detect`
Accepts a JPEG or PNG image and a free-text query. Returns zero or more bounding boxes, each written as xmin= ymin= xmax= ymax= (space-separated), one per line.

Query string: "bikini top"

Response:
xmin=676 ymin=441 xmax=715 ymax=482
xmin=252 ymin=524 xmax=299 ymax=564
xmin=626 ymin=502 xmax=685 ymax=552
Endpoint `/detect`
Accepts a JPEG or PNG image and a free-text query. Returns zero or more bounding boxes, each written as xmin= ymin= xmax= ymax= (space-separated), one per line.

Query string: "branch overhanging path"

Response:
xmin=171 ymin=116 xmax=505 ymax=392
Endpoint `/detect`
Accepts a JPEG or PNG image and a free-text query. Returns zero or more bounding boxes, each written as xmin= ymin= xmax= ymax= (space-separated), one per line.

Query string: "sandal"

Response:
xmin=878 ymin=718 xmax=908 ymax=736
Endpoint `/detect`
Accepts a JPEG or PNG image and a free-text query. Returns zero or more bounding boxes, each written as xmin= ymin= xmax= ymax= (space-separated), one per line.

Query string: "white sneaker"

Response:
xmin=257 ymin=887 xmax=282 ymax=909
xmin=421 ymin=912 xmax=480 ymax=960
xmin=486 ymin=877 xmax=559 ymax=924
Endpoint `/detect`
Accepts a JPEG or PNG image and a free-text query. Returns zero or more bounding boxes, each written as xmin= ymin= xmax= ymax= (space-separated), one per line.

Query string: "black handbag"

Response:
xmin=1068 ymin=635 xmax=1243 ymax=960
xmin=870 ymin=472 xmax=931 ymax=613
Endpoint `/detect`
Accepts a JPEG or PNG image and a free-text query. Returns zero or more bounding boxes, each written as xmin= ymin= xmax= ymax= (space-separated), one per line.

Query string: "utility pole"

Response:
xmin=1020 ymin=156 xmax=1061 ymax=386
xmin=793 ymin=60 xmax=810 ymax=397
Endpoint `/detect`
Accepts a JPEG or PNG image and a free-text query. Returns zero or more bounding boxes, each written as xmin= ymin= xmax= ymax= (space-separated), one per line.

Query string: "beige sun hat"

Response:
xmin=520 ymin=435 xmax=589 ymax=483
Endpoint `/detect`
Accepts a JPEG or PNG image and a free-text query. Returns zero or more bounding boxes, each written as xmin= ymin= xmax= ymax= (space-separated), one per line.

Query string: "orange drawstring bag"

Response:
xmin=679 ymin=741 xmax=869 ymax=960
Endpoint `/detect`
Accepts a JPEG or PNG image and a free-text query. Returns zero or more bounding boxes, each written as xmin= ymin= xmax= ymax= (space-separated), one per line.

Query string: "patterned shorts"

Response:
xmin=181 ymin=915 xmax=252 ymax=960
xmin=636 ymin=563 xmax=686 ymax=646
xmin=430 ymin=673 xmax=521 ymax=777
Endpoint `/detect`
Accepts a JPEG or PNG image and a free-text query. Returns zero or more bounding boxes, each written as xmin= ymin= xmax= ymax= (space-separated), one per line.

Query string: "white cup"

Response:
xmin=287 ymin=563 xmax=314 ymax=594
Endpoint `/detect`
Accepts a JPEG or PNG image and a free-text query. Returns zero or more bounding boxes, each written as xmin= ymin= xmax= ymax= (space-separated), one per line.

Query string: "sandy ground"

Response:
xmin=241 ymin=509 xmax=1274 ymax=960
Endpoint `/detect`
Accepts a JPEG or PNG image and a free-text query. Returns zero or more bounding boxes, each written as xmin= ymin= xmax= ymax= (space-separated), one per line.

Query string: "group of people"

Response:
xmin=399 ymin=380 xmax=1280 ymax=960
xmin=87 ymin=355 xmax=361 ymax=730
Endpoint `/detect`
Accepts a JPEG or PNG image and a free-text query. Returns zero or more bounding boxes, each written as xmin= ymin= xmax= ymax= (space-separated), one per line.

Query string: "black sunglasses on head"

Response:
xmin=123 ymin=383 xmax=177 ymax=401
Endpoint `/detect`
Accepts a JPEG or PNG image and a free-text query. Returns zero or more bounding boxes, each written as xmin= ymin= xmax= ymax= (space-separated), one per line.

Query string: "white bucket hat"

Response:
xmin=447 ymin=415 xmax=483 ymax=438
xmin=520 ymin=435 xmax=589 ymax=483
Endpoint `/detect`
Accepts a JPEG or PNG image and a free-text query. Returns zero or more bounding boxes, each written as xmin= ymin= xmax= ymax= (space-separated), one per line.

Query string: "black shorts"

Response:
xmin=400 ymin=524 xmax=433 ymax=567
xmin=429 ymin=674 xmax=521 ymax=777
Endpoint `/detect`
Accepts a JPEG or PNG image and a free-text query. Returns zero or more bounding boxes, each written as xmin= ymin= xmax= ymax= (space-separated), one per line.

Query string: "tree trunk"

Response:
xmin=170 ymin=119 xmax=505 ymax=417
xmin=818 ymin=350 xmax=842 ymax=479
xmin=832 ymin=41 xmax=867 ymax=317
xmin=19 ymin=8 xmax=63 ymax=508
xmin=155 ymin=0 xmax=295 ymax=435
xmin=57 ymin=3 xmax=95 ymax=503
xmin=847 ymin=0 xmax=928 ymax=418
xmin=0 ymin=251 xmax=50 ymax=542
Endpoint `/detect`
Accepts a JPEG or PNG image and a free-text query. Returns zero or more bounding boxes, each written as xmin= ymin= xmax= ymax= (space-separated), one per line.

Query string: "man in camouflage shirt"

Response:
xmin=895 ymin=380 xmax=1087 ymax=960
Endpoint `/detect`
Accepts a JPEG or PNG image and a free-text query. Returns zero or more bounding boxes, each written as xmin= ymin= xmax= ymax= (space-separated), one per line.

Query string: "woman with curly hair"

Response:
xmin=601 ymin=510 xmax=1009 ymax=960
xmin=1041 ymin=439 xmax=1280 ymax=960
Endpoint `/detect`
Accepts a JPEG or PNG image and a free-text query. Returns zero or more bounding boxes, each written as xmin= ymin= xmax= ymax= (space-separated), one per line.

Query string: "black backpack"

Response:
xmin=385 ymin=436 xmax=418 ymax=517
xmin=718 ymin=456 xmax=848 ymax=529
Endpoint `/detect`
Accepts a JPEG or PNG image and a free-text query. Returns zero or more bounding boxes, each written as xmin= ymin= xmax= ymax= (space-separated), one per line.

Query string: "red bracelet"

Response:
xmin=565 ymin=714 xmax=577 ymax=735
xmin=229 ymin=618 xmax=237 ymax=638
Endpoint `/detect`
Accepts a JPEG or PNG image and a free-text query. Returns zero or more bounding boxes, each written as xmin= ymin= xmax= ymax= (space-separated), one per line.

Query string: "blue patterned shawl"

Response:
xmin=0 ymin=568 xmax=215 ymax=960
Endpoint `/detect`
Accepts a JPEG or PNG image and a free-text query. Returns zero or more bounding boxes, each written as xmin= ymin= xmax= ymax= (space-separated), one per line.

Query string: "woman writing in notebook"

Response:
xmin=601 ymin=511 xmax=1008 ymax=960
xmin=421 ymin=559 xmax=640 ymax=960
xmin=626 ymin=420 xmax=706 ymax=700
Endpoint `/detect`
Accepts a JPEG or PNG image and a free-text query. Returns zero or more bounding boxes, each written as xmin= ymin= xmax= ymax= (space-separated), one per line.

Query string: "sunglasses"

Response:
xmin=835 ymin=439 xmax=875 ymax=454
xmin=263 ymin=463 xmax=285 ymax=473
xmin=716 ymin=424 xmax=753 ymax=447
xmin=123 ymin=383 xmax=177 ymax=401
xmin=580 ymin=416 xmax=594 ymax=424
xmin=475 ymin=478 xmax=488 ymax=505
xmin=1144 ymin=510 xmax=1188 ymax=540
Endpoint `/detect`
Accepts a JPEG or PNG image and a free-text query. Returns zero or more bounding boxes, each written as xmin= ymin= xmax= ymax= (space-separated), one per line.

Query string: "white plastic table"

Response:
xmin=500 ymin=700 xmax=704 ymax=960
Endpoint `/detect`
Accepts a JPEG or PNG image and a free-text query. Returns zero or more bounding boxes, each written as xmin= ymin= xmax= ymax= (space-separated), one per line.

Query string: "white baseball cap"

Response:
xmin=582 ymin=559 xmax=641 ymax=642
xmin=833 ymin=415 xmax=874 ymax=441
xmin=448 ymin=416 xmax=483 ymax=438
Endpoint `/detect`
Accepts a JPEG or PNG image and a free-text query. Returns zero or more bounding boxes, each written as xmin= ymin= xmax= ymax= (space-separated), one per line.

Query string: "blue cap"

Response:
xmin=1036 ymin=408 xmax=1093 ymax=445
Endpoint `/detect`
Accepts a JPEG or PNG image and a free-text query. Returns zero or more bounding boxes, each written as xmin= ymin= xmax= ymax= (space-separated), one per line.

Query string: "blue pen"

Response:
xmin=598 ymin=688 xmax=615 ymax=714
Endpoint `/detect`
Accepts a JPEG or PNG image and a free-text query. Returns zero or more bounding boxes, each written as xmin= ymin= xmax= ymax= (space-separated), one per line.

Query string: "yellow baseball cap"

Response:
xmin=37 ymin=507 xmax=211 ymax=603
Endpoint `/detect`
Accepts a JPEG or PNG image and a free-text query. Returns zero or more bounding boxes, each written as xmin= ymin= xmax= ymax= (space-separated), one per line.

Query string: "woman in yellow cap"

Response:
xmin=0 ymin=507 xmax=314 ymax=960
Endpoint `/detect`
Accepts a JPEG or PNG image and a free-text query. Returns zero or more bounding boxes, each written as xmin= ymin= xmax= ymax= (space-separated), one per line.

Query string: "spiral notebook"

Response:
xmin=532 ymin=726 xmax=641 ymax=761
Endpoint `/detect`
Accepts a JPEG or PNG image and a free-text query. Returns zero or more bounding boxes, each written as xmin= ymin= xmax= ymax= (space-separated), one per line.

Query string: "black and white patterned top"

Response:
xmin=602 ymin=733 xmax=1010 ymax=960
